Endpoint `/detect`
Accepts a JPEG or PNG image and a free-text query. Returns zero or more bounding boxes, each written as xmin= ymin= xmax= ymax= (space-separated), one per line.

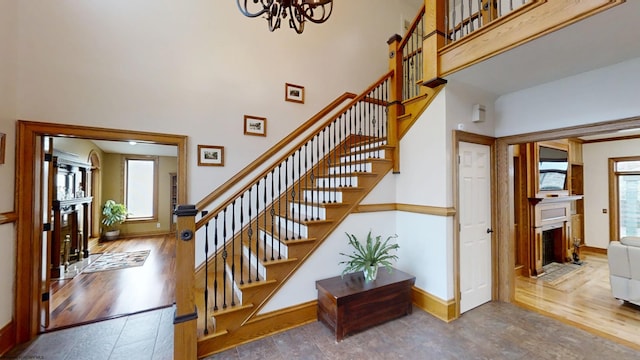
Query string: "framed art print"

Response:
xmin=197 ymin=145 xmax=224 ymax=166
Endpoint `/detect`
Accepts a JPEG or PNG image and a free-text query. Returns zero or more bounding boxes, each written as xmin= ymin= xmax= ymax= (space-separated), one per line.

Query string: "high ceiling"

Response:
xmin=448 ymin=1 xmax=640 ymax=96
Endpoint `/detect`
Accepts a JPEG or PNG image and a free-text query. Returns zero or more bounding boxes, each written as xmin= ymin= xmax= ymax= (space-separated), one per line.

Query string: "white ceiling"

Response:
xmin=448 ymin=1 xmax=640 ymax=96
xmin=91 ymin=140 xmax=177 ymax=157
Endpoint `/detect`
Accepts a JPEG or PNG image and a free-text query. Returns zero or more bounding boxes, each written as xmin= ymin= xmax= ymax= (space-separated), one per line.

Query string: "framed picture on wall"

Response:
xmin=244 ymin=115 xmax=267 ymax=137
xmin=0 ymin=133 xmax=5 ymax=165
xmin=197 ymin=145 xmax=224 ymax=166
xmin=285 ymin=83 xmax=305 ymax=104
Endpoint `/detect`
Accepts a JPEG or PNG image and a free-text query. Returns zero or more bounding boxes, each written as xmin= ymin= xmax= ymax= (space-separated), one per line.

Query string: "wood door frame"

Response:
xmin=495 ymin=115 xmax=640 ymax=303
xmin=453 ymin=130 xmax=496 ymax=318
xmin=15 ymin=120 xmax=188 ymax=343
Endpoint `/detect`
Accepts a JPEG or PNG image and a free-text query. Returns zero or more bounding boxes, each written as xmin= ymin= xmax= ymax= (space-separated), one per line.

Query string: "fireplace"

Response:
xmin=529 ymin=196 xmax=582 ymax=276
xmin=542 ymin=226 xmax=563 ymax=266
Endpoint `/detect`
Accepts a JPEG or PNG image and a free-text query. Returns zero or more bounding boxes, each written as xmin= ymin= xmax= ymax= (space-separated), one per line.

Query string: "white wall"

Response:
xmin=494 ymin=57 xmax=640 ymax=137
xmin=583 ymin=138 xmax=640 ymax=249
xmin=0 ymin=0 xmax=18 ymax=330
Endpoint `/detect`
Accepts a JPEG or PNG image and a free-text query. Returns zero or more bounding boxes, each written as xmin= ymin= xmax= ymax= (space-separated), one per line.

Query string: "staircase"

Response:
xmin=174 ymin=3 xmax=446 ymax=357
xmin=195 ymin=137 xmax=394 ymax=354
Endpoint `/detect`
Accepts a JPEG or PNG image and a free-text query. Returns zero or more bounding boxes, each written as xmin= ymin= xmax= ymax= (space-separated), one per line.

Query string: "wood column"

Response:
xmin=387 ymin=34 xmax=402 ymax=174
xmin=423 ymin=0 xmax=447 ymax=88
xmin=174 ymin=205 xmax=198 ymax=360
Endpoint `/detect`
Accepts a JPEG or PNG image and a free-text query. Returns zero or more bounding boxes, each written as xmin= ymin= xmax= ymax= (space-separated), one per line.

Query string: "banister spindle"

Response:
xmin=222 ymin=208 xmax=228 ymax=309
xmin=255 ymin=180 xmax=260 ymax=281
xmin=230 ymin=202 xmax=236 ymax=307
xmin=247 ymin=188 xmax=253 ymax=284
xmin=277 ymin=164 xmax=282 ymax=259
xmin=270 ymin=169 xmax=275 ymax=261
xmin=239 ymin=195 xmax=244 ymax=285
xmin=296 ymin=148 xmax=302 ymax=238
xmin=304 ymin=144 xmax=309 ymax=221
xmin=202 ymin=210 xmax=209 ymax=334
xmin=284 ymin=158 xmax=289 ymax=240
xmin=263 ymin=175 xmax=268 ymax=262
xmin=213 ymin=215 xmax=219 ymax=311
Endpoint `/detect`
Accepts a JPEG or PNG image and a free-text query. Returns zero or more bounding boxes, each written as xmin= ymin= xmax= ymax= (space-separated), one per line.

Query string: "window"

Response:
xmin=610 ymin=157 xmax=640 ymax=239
xmin=125 ymin=156 xmax=158 ymax=220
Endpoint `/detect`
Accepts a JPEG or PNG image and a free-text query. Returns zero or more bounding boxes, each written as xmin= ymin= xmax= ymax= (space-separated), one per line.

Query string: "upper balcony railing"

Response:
xmin=445 ymin=0 xmax=532 ymax=44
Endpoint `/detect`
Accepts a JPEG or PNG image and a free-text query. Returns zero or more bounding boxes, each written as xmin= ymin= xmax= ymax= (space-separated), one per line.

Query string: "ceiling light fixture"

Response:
xmin=236 ymin=0 xmax=333 ymax=34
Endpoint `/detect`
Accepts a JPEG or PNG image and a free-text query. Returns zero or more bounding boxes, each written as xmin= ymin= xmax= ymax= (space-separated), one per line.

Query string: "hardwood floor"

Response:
xmin=515 ymin=250 xmax=640 ymax=350
xmin=46 ymin=235 xmax=175 ymax=331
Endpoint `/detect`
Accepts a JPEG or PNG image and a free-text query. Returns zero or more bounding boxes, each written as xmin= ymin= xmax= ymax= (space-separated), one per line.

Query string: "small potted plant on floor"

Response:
xmin=101 ymin=199 xmax=128 ymax=241
xmin=339 ymin=230 xmax=400 ymax=282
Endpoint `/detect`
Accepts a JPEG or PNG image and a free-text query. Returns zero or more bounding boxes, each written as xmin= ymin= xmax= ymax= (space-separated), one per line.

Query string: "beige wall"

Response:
xmin=0 ymin=0 xmax=18 ymax=329
xmin=101 ymin=153 xmax=177 ymax=236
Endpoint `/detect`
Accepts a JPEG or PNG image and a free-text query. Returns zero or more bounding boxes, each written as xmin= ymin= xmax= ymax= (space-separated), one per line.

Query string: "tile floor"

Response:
xmin=6 ymin=302 xmax=640 ymax=359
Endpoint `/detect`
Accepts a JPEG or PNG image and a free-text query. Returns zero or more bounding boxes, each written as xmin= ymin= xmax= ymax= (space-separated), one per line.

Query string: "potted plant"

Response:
xmin=101 ymin=199 xmax=128 ymax=241
xmin=339 ymin=230 xmax=400 ymax=282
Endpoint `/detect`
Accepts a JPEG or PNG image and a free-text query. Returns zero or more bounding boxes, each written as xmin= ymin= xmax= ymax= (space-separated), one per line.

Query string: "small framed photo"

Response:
xmin=0 ymin=132 xmax=5 ymax=165
xmin=244 ymin=115 xmax=267 ymax=137
xmin=197 ymin=145 xmax=224 ymax=166
xmin=285 ymin=83 xmax=304 ymax=104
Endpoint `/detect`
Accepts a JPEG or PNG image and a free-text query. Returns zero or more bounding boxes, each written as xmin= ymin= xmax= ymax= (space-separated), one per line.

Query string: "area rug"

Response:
xmin=82 ymin=250 xmax=150 ymax=273
xmin=52 ymin=254 xmax=102 ymax=280
xmin=539 ymin=262 xmax=585 ymax=286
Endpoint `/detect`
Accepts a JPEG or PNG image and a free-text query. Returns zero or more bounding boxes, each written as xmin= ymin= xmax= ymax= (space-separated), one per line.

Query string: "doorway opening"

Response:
xmin=14 ymin=120 xmax=187 ymax=343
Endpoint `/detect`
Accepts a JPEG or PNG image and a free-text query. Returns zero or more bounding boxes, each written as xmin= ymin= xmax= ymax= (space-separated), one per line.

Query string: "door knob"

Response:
xmin=487 ymin=228 xmax=494 ymax=234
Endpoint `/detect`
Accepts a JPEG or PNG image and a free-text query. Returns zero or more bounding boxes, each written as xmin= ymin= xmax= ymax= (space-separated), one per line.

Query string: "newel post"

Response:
xmin=173 ymin=204 xmax=198 ymax=360
xmin=387 ymin=34 xmax=403 ymax=174
xmin=423 ymin=0 xmax=448 ymax=88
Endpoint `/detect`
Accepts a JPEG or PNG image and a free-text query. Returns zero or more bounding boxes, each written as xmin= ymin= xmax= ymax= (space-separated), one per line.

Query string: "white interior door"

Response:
xmin=459 ymin=141 xmax=492 ymax=313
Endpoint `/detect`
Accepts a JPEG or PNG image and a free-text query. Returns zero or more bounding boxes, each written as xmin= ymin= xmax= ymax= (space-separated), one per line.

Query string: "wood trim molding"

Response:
xmin=0 ymin=211 xmax=17 ymax=225
xmin=411 ymin=287 xmax=456 ymax=323
xmin=197 ymin=301 xmax=317 ymax=358
xmin=199 ymin=287 xmax=456 ymax=357
xmin=15 ymin=120 xmax=188 ymax=344
xmin=0 ymin=321 xmax=16 ymax=356
xmin=582 ymin=246 xmax=607 ymax=255
xmin=496 ymin=116 xmax=640 ymax=306
xmin=439 ymin=0 xmax=624 ymax=76
xmin=353 ymin=203 xmax=455 ymax=216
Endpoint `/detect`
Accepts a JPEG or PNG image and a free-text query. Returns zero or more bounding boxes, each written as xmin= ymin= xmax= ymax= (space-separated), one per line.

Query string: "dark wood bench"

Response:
xmin=315 ymin=268 xmax=415 ymax=341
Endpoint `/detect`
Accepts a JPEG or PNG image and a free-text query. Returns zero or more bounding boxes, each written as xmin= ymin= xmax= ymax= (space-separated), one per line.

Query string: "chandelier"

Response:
xmin=236 ymin=0 xmax=333 ymax=34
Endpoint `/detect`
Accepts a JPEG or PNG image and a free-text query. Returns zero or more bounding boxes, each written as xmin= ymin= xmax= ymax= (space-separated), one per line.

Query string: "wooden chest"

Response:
xmin=315 ymin=268 xmax=415 ymax=341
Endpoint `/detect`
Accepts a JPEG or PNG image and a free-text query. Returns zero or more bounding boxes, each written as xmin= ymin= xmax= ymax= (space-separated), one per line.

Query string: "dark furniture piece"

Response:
xmin=315 ymin=268 xmax=415 ymax=341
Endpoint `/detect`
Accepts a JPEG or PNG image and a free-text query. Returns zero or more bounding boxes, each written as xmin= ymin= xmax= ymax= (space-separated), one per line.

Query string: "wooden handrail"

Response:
xmin=0 ymin=211 xmax=18 ymax=225
xmin=399 ymin=4 xmax=426 ymax=51
xmin=195 ymin=91 xmax=356 ymax=211
xmin=196 ymin=71 xmax=394 ymax=228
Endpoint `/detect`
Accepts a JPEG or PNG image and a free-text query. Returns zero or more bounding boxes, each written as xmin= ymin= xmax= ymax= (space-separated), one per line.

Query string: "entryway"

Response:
xmin=14 ymin=120 xmax=187 ymax=343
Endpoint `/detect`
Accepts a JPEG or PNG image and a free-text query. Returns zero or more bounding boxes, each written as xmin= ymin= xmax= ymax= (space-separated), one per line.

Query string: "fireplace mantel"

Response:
xmin=528 ymin=195 xmax=583 ymax=206
xmin=529 ymin=195 xmax=582 ymax=276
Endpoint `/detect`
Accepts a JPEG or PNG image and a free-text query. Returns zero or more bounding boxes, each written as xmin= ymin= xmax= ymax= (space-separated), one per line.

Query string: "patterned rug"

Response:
xmin=539 ymin=262 xmax=585 ymax=286
xmin=82 ymin=250 xmax=150 ymax=273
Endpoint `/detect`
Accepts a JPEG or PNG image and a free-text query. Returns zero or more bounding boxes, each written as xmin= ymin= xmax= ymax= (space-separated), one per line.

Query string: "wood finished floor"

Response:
xmin=47 ymin=235 xmax=175 ymax=331
xmin=515 ymin=250 xmax=640 ymax=351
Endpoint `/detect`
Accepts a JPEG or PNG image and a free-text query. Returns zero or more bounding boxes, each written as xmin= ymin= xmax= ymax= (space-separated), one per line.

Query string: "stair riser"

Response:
xmin=302 ymin=190 xmax=343 ymax=203
xmin=274 ymin=216 xmax=308 ymax=238
xmin=328 ymin=163 xmax=372 ymax=174
xmin=290 ymin=203 xmax=327 ymax=220
xmin=314 ymin=176 xmax=358 ymax=187
xmin=257 ymin=230 xmax=289 ymax=259
xmin=340 ymin=150 xmax=386 ymax=163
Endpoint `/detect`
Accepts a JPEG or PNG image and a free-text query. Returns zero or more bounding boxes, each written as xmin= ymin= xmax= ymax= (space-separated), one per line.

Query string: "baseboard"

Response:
xmin=0 ymin=321 xmax=16 ymax=356
xmin=411 ymin=286 xmax=457 ymax=322
xmin=198 ymin=288 xmax=457 ymax=357
xmin=197 ymin=301 xmax=317 ymax=358
xmin=582 ymin=246 xmax=607 ymax=255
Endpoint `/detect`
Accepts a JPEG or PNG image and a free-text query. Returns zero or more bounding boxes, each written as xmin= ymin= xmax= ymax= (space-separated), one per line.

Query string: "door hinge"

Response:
xmin=42 ymin=292 xmax=50 ymax=301
xmin=44 ymin=153 xmax=53 ymax=162
xmin=43 ymin=223 xmax=52 ymax=231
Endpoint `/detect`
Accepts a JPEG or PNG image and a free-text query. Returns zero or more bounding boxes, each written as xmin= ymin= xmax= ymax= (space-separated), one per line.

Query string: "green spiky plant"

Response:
xmin=339 ymin=230 xmax=399 ymax=281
